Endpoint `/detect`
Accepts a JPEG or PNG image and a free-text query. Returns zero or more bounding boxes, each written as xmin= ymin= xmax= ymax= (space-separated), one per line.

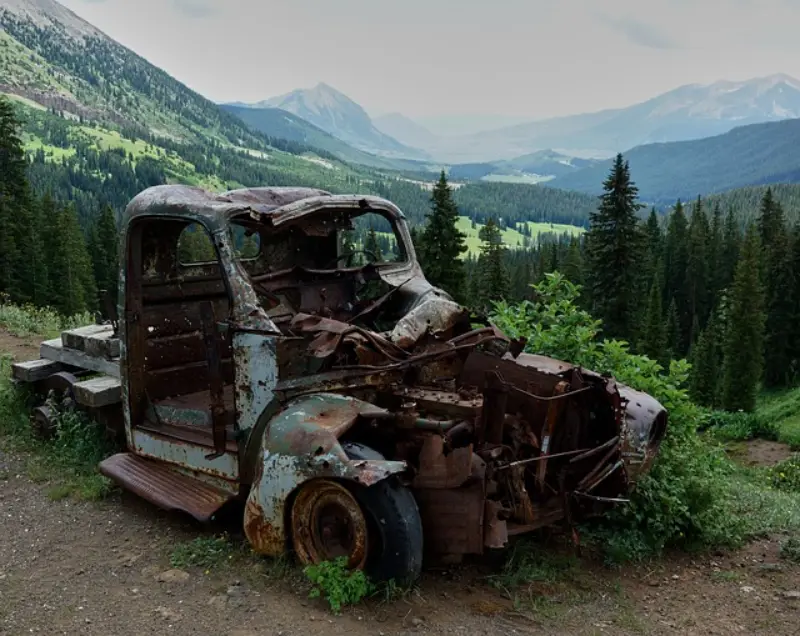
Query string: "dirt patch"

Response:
xmin=0 ymin=328 xmax=40 ymax=362
xmin=741 ymin=439 xmax=794 ymax=467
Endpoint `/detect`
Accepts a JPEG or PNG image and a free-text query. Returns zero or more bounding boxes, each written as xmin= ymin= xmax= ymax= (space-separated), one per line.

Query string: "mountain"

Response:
xmin=372 ymin=112 xmax=437 ymax=150
xmin=220 ymin=104 xmax=436 ymax=172
xmin=244 ymin=83 xmax=429 ymax=161
xmin=448 ymin=150 xmax=600 ymax=183
xmin=549 ymin=117 xmax=800 ymax=204
xmin=417 ymin=74 xmax=800 ymax=163
xmin=0 ymin=0 xmax=281 ymax=150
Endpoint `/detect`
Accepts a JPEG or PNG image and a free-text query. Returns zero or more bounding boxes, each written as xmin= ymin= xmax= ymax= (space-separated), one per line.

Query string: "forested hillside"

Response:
xmin=550 ymin=118 xmax=800 ymax=204
xmin=0 ymin=5 xmax=269 ymax=148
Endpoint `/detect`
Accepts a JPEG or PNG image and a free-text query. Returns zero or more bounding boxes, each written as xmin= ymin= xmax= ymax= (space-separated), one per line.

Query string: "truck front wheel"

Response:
xmin=290 ymin=442 xmax=423 ymax=584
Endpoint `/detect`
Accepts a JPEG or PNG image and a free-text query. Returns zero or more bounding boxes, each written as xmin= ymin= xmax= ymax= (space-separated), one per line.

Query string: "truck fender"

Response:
xmin=243 ymin=393 xmax=407 ymax=556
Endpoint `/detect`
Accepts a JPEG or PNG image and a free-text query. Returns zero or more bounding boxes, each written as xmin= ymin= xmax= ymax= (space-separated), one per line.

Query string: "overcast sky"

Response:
xmin=59 ymin=0 xmax=800 ymax=120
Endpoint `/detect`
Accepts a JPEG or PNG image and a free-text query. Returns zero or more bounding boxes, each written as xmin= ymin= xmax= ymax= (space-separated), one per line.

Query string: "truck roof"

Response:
xmin=123 ymin=185 xmax=405 ymax=229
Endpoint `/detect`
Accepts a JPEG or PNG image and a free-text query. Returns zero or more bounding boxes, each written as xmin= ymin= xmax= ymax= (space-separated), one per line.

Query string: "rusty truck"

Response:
xmin=12 ymin=185 xmax=668 ymax=583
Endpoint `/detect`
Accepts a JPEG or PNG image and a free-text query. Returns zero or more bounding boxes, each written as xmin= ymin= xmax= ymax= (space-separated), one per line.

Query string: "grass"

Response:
xmin=711 ymin=570 xmax=741 ymax=582
xmin=0 ymin=299 xmax=93 ymax=338
xmin=489 ymin=541 xmax=587 ymax=617
xmin=170 ymin=535 xmax=239 ymax=570
xmin=756 ymin=388 xmax=800 ymax=449
xmin=456 ymin=216 xmax=583 ymax=256
xmin=780 ymin=535 xmax=800 ymax=562
xmin=0 ymin=355 xmax=117 ymax=501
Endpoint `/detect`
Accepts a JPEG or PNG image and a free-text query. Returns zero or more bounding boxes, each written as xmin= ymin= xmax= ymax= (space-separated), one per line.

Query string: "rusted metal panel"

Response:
xmin=414 ymin=482 xmax=485 ymax=556
xmin=483 ymin=500 xmax=509 ymax=549
xmin=618 ymin=386 xmax=668 ymax=483
xmin=386 ymin=387 xmax=482 ymax=420
xmin=389 ymin=295 xmax=469 ymax=348
xmin=200 ymin=301 xmax=227 ymax=457
xmin=266 ymin=393 xmax=389 ymax=457
xmin=412 ymin=435 xmax=473 ymax=489
xmin=98 ymin=452 xmax=236 ymax=521
xmin=131 ymin=428 xmax=239 ymax=481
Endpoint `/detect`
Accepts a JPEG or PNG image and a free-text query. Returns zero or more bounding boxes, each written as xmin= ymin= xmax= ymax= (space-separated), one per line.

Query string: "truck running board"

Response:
xmin=98 ymin=453 xmax=236 ymax=522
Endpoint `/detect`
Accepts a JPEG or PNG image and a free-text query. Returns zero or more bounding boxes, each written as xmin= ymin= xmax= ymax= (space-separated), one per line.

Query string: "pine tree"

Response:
xmin=707 ymin=202 xmax=723 ymax=301
xmin=757 ymin=188 xmax=784 ymax=260
xmin=561 ymin=237 xmax=584 ymax=286
xmin=0 ymin=96 xmax=35 ymax=303
xmin=720 ymin=207 xmax=740 ymax=293
xmin=644 ymin=208 xmax=663 ymax=271
xmin=639 ymin=268 xmax=667 ymax=364
xmin=689 ymin=310 xmax=722 ymax=407
xmin=685 ymin=196 xmax=710 ymax=341
xmin=89 ymin=205 xmax=119 ymax=308
xmin=585 ymin=153 xmax=644 ymax=339
xmin=665 ymin=297 xmax=681 ymax=362
xmin=418 ymin=171 xmax=468 ymax=301
xmin=49 ymin=203 xmax=98 ymax=316
xmin=663 ymin=200 xmax=689 ymax=352
xmin=721 ymin=225 xmax=765 ymax=412
xmin=476 ymin=218 xmax=510 ymax=308
xmin=790 ymin=225 xmax=800 ymax=382
xmin=757 ymin=191 xmax=794 ymax=387
xmin=0 ymin=193 xmax=17 ymax=299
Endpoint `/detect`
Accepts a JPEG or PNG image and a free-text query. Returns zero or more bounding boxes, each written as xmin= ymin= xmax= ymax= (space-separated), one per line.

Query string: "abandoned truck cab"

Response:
xmin=97 ymin=184 xmax=668 ymax=583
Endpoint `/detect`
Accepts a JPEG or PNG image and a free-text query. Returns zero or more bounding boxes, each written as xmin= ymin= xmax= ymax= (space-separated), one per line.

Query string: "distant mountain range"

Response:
xmin=411 ymin=74 xmax=800 ymax=162
xmin=548 ymin=117 xmax=800 ymax=204
xmin=239 ymin=74 xmax=800 ymax=171
xmin=230 ymin=83 xmax=430 ymax=162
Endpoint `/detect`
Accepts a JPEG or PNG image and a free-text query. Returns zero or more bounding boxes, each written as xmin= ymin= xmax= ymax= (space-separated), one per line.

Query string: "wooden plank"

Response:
xmin=84 ymin=331 xmax=121 ymax=359
xmin=11 ymin=358 xmax=64 ymax=383
xmin=62 ymin=324 xmax=113 ymax=351
xmin=40 ymin=339 xmax=120 ymax=378
xmin=73 ymin=376 xmax=122 ymax=408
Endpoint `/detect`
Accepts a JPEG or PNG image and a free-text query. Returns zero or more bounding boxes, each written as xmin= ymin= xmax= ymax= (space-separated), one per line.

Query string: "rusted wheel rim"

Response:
xmin=291 ymin=480 xmax=368 ymax=569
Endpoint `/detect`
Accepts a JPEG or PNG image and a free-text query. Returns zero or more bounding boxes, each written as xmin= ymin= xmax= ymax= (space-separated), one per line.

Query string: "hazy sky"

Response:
xmin=59 ymin=0 xmax=800 ymax=119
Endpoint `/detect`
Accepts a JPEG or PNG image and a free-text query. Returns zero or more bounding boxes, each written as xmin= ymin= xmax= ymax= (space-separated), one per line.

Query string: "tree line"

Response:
xmin=417 ymin=158 xmax=800 ymax=412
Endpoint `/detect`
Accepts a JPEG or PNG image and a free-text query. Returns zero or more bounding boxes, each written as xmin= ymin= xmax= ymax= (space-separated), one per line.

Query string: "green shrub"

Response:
xmin=702 ymin=409 xmax=778 ymax=442
xmin=303 ymin=557 xmax=375 ymax=614
xmin=767 ymin=455 xmax=800 ymax=493
xmin=780 ymin=535 xmax=800 ymax=562
xmin=0 ymin=297 xmax=93 ymax=338
xmin=490 ymin=273 xmax=758 ymax=560
xmin=0 ymin=356 xmax=115 ymax=499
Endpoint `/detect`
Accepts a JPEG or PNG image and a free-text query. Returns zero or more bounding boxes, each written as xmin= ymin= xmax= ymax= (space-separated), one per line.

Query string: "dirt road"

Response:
xmin=1 ymin=329 xmax=799 ymax=635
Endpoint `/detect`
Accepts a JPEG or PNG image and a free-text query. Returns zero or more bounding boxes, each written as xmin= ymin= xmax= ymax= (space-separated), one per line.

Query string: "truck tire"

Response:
xmin=341 ymin=442 xmax=424 ymax=584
